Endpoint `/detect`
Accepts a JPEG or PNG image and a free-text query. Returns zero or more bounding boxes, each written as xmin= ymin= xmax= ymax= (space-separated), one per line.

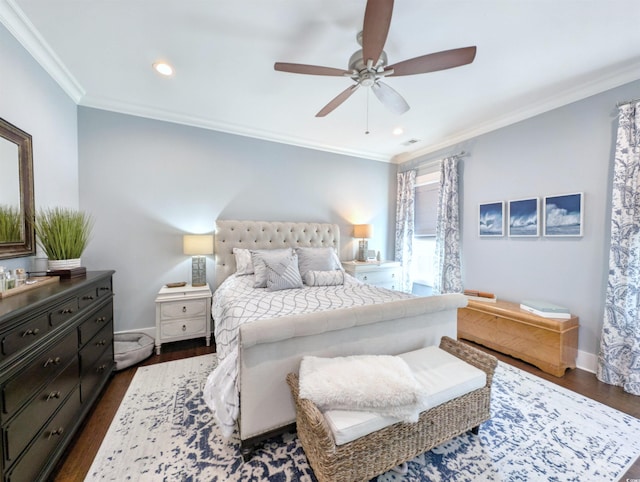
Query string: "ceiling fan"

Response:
xmin=274 ymin=0 xmax=477 ymax=117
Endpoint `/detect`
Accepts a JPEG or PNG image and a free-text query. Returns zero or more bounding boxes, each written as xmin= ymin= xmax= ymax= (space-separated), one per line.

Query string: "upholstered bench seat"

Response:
xmin=324 ymin=345 xmax=487 ymax=445
xmin=287 ymin=336 xmax=498 ymax=482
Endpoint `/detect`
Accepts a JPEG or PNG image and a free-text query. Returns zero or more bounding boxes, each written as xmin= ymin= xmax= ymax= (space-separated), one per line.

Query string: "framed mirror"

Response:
xmin=0 ymin=117 xmax=35 ymax=259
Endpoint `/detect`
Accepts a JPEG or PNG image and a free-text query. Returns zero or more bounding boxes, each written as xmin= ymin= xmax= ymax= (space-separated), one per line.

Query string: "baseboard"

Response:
xmin=576 ymin=349 xmax=597 ymax=374
xmin=115 ymin=327 xmax=156 ymax=339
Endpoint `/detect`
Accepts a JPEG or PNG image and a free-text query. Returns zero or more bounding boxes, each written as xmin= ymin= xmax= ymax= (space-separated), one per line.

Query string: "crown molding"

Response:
xmin=79 ymin=94 xmax=391 ymax=163
xmin=0 ymin=0 xmax=84 ymax=103
xmin=392 ymin=59 xmax=640 ymax=164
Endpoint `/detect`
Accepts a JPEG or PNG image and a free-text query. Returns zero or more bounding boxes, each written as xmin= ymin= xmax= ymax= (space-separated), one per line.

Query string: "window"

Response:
xmin=411 ymin=171 xmax=440 ymax=294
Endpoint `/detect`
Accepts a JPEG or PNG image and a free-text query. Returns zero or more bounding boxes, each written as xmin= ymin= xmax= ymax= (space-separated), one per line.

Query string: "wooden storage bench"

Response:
xmin=286 ymin=337 xmax=497 ymax=482
xmin=458 ymin=299 xmax=579 ymax=377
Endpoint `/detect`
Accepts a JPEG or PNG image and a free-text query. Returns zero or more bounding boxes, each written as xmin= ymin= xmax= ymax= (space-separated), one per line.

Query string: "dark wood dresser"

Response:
xmin=0 ymin=271 xmax=115 ymax=482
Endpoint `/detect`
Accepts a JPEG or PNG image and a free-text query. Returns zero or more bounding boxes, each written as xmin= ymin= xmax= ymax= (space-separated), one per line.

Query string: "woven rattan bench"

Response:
xmin=286 ymin=336 xmax=498 ymax=482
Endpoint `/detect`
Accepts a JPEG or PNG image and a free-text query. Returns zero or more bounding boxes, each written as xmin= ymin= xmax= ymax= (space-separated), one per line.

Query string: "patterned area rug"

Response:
xmin=85 ymin=354 xmax=640 ymax=481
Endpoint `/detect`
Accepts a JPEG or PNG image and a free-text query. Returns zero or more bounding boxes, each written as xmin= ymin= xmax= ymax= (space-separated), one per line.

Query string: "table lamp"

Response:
xmin=183 ymin=234 xmax=213 ymax=286
xmin=353 ymin=224 xmax=373 ymax=262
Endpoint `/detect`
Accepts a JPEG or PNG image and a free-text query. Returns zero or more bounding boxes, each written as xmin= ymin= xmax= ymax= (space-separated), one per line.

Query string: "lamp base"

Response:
xmin=356 ymin=239 xmax=368 ymax=262
xmin=191 ymin=256 xmax=207 ymax=287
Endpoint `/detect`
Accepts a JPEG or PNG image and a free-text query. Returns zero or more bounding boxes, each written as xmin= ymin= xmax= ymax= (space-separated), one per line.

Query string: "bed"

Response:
xmin=202 ymin=220 xmax=467 ymax=458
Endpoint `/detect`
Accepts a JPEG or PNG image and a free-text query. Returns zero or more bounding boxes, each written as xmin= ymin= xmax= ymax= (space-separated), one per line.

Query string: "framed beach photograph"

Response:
xmin=479 ymin=201 xmax=505 ymax=237
xmin=508 ymin=197 xmax=539 ymax=237
xmin=544 ymin=192 xmax=584 ymax=237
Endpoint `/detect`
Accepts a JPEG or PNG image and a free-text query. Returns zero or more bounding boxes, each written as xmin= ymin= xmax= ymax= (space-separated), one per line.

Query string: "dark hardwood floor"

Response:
xmin=51 ymin=338 xmax=639 ymax=481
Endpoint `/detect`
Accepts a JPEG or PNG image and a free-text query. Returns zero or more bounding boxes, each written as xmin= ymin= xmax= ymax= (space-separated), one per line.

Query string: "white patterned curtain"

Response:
xmin=395 ymin=170 xmax=416 ymax=292
xmin=597 ymin=100 xmax=640 ymax=395
xmin=433 ymin=156 xmax=462 ymax=294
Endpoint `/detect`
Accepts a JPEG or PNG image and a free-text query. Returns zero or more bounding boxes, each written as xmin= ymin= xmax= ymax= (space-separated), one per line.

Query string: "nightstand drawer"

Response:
xmin=353 ymin=269 xmax=397 ymax=284
xmin=160 ymin=299 xmax=207 ymax=321
xmin=160 ymin=318 xmax=207 ymax=338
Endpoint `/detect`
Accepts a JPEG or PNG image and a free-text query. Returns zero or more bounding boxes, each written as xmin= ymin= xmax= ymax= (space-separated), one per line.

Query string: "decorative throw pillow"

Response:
xmin=266 ymin=253 xmax=303 ymax=291
xmin=304 ymin=270 xmax=345 ymax=287
xmin=296 ymin=247 xmax=342 ymax=282
xmin=251 ymin=248 xmax=294 ymax=288
xmin=233 ymin=248 xmax=254 ymax=275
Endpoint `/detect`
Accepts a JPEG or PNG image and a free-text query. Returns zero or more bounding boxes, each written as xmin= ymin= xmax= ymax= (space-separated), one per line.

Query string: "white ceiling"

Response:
xmin=2 ymin=0 xmax=640 ymax=163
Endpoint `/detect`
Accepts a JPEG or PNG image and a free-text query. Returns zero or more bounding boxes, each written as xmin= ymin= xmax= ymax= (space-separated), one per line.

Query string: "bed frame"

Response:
xmin=213 ymin=220 xmax=467 ymax=459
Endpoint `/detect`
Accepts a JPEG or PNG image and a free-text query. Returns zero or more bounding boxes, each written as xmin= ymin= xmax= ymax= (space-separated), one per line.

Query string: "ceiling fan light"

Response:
xmin=153 ymin=61 xmax=174 ymax=76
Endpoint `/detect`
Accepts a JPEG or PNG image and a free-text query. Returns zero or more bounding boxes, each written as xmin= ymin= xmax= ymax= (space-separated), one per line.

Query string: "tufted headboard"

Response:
xmin=214 ymin=220 xmax=340 ymax=290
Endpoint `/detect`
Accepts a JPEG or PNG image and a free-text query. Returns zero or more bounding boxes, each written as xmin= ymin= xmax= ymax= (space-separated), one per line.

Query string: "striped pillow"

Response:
xmin=266 ymin=253 xmax=303 ymax=291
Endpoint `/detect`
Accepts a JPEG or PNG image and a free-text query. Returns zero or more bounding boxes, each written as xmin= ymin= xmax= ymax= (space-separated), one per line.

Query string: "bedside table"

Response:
xmin=342 ymin=261 xmax=401 ymax=290
xmin=154 ymin=283 xmax=212 ymax=354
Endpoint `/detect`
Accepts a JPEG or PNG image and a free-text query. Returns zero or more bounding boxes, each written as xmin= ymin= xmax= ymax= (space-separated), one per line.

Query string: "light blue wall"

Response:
xmin=0 ymin=22 xmax=78 ymax=272
xmin=77 ymin=108 xmax=397 ymax=332
xmin=405 ymin=79 xmax=640 ymax=366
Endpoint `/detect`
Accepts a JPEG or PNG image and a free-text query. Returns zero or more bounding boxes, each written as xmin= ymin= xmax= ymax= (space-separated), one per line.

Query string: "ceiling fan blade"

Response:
xmin=386 ymin=46 xmax=477 ymax=76
xmin=371 ymin=81 xmax=409 ymax=115
xmin=316 ymin=84 xmax=360 ymax=117
xmin=274 ymin=62 xmax=350 ymax=77
xmin=362 ymin=0 xmax=394 ymax=66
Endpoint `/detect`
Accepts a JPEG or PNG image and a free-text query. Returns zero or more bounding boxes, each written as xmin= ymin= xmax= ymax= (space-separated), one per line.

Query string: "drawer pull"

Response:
xmin=99 ymin=287 xmax=110 ymax=291
xmin=391 ymin=273 xmax=395 ymax=278
xmin=97 ymin=364 xmax=108 ymax=373
xmin=95 ymin=339 xmax=107 ymax=346
xmin=363 ymin=275 xmax=368 ymax=280
xmin=22 ymin=328 xmax=40 ymax=337
xmin=46 ymin=391 xmax=61 ymax=401
xmin=48 ymin=427 xmax=64 ymax=439
xmin=43 ymin=357 xmax=61 ymax=368
xmin=83 ymin=295 xmax=95 ymax=301
xmin=60 ymin=308 xmax=74 ymax=314
xmin=182 ymin=324 xmax=187 ymax=332
xmin=182 ymin=306 xmax=187 ymax=313
xmin=95 ymin=316 xmax=107 ymax=323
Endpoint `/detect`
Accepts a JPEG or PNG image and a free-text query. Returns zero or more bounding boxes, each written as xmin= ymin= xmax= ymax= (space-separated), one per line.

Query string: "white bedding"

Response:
xmin=203 ymin=273 xmax=413 ymax=437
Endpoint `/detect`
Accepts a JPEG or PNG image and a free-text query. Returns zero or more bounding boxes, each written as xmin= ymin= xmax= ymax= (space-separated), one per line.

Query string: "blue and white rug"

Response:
xmin=85 ymin=354 xmax=640 ymax=481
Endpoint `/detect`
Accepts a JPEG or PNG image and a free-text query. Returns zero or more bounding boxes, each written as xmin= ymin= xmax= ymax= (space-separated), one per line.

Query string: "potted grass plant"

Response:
xmin=33 ymin=207 xmax=93 ymax=270
xmin=0 ymin=205 xmax=22 ymax=243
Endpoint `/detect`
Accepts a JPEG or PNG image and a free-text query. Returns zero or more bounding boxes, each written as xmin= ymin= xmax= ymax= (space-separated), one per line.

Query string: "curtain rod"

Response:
xmin=398 ymin=150 xmax=467 ymax=172
xmin=617 ymin=97 xmax=640 ymax=107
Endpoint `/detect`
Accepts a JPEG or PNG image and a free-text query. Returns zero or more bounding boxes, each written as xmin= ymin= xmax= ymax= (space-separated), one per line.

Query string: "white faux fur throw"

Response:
xmin=298 ymin=354 xmax=426 ymax=422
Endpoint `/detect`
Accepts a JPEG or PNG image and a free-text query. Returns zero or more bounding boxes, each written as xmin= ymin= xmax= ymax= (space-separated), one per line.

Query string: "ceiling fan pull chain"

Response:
xmin=365 ymin=88 xmax=370 ymax=135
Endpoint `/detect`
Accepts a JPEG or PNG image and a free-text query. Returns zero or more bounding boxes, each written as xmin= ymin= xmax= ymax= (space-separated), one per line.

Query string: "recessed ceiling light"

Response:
xmin=392 ymin=127 xmax=404 ymax=136
xmin=153 ymin=61 xmax=174 ymax=76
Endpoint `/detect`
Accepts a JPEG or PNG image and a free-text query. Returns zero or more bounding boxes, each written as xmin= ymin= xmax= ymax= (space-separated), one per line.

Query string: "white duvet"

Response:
xmin=202 ymin=273 xmax=413 ymax=437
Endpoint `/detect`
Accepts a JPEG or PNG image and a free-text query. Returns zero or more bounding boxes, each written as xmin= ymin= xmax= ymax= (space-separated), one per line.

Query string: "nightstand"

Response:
xmin=342 ymin=260 xmax=402 ymax=290
xmin=154 ymin=283 xmax=212 ymax=354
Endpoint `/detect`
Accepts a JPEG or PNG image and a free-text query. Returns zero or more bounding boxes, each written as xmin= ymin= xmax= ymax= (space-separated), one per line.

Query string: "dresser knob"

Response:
xmin=83 ymin=295 xmax=95 ymax=301
xmin=22 ymin=328 xmax=40 ymax=337
xmin=48 ymin=427 xmax=64 ymax=439
xmin=43 ymin=357 xmax=61 ymax=368
xmin=46 ymin=391 xmax=61 ymax=401
xmin=182 ymin=306 xmax=187 ymax=313
xmin=182 ymin=324 xmax=187 ymax=332
xmin=363 ymin=275 xmax=368 ymax=280
xmin=60 ymin=308 xmax=74 ymax=314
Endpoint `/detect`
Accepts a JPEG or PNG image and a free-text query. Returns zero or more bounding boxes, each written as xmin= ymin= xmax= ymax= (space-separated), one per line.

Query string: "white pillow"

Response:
xmin=266 ymin=252 xmax=303 ymax=291
xmin=304 ymin=270 xmax=345 ymax=287
xmin=233 ymin=248 xmax=254 ymax=275
xmin=295 ymin=247 xmax=342 ymax=282
xmin=251 ymin=248 xmax=295 ymax=288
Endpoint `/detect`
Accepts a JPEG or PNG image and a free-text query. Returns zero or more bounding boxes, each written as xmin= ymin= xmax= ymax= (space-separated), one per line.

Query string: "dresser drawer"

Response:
xmin=49 ymin=298 xmax=80 ymax=329
xmin=1 ymin=331 xmax=77 ymax=419
xmin=6 ymin=387 xmax=81 ymax=482
xmin=3 ymin=358 xmax=79 ymax=463
xmin=160 ymin=317 xmax=207 ymax=339
xmin=77 ymin=301 xmax=113 ymax=346
xmin=160 ymin=299 xmax=207 ymax=321
xmin=79 ymin=321 xmax=113 ymax=377
xmin=1 ymin=314 xmax=49 ymax=360
xmin=80 ymin=344 xmax=113 ymax=404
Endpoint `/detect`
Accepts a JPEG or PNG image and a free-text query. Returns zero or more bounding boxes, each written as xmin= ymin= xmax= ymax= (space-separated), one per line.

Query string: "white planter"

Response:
xmin=48 ymin=258 xmax=81 ymax=270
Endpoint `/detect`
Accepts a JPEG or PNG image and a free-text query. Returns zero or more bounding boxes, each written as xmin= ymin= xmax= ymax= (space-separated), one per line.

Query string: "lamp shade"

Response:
xmin=353 ymin=224 xmax=373 ymax=239
xmin=183 ymin=235 xmax=214 ymax=255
